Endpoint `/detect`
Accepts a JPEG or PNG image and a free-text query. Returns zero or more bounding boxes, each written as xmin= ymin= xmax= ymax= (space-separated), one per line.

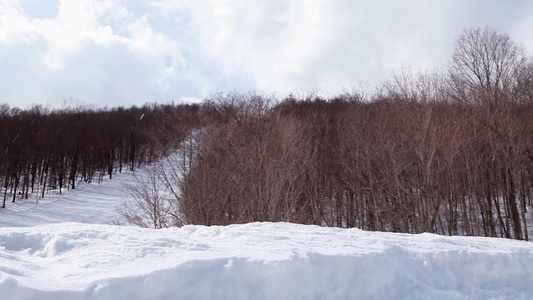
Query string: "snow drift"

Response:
xmin=1 ymin=222 xmax=532 ymax=300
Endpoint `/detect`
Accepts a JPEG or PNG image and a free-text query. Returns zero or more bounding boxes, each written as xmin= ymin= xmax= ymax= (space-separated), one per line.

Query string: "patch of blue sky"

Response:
xmin=20 ymin=0 xmax=59 ymax=19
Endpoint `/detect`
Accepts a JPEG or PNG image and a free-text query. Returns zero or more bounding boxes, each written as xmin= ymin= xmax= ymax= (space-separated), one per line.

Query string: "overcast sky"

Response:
xmin=1 ymin=0 xmax=532 ymax=108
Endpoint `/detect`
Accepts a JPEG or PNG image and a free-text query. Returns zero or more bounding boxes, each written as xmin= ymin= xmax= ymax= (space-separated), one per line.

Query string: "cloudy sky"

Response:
xmin=1 ymin=0 xmax=532 ymax=108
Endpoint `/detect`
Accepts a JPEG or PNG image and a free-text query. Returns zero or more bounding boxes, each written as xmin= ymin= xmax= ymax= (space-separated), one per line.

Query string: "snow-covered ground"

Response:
xmin=0 ymin=173 xmax=130 ymax=227
xmin=1 ymin=171 xmax=533 ymax=299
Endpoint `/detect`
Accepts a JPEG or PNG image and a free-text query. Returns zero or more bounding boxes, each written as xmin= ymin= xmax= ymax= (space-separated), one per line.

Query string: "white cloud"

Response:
xmin=0 ymin=0 xmax=192 ymax=108
xmin=151 ymin=0 xmax=470 ymax=96
xmin=1 ymin=0 xmax=533 ymax=108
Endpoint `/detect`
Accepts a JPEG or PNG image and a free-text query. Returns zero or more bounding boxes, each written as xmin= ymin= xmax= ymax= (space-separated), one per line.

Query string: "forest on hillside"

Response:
xmin=0 ymin=102 xmax=202 ymax=206
xmin=2 ymin=27 xmax=533 ymax=240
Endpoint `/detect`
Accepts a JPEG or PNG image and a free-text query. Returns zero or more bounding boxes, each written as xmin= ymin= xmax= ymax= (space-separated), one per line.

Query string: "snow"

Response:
xmin=1 ymin=170 xmax=533 ymax=299
xmin=0 ymin=174 xmax=130 ymax=227
xmin=1 ymin=222 xmax=533 ymax=299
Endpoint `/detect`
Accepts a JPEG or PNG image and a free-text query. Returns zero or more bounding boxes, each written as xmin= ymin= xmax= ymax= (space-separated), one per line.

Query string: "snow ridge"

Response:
xmin=1 ymin=222 xmax=532 ymax=300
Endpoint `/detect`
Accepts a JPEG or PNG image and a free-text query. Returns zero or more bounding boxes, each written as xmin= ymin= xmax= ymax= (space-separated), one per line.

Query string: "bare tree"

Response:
xmin=449 ymin=26 xmax=531 ymax=106
xmin=117 ymin=164 xmax=175 ymax=229
xmin=383 ymin=65 xmax=450 ymax=103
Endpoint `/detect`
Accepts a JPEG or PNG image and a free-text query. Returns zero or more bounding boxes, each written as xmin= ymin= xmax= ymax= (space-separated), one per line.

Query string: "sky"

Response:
xmin=0 ymin=0 xmax=532 ymax=109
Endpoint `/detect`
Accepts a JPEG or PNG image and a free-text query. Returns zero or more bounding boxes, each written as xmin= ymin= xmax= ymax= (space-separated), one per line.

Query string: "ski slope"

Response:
xmin=0 ymin=173 xmax=133 ymax=227
xmin=1 ymin=171 xmax=533 ymax=299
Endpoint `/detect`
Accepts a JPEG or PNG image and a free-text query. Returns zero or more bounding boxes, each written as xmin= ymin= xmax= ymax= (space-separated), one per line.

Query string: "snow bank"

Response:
xmin=1 ymin=222 xmax=532 ymax=300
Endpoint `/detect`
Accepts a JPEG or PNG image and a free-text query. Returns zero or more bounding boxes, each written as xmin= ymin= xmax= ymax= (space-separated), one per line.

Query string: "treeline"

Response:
xmin=128 ymin=27 xmax=532 ymax=240
xmin=0 ymin=102 xmax=201 ymax=208
xmin=173 ymin=94 xmax=532 ymax=241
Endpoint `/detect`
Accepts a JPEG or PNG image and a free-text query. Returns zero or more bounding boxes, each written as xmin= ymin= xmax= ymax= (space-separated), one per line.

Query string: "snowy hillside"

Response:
xmin=1 ymin=172 xmax=533 ymax=299
xmin=0 ymin=173 xmax=130 ymax=227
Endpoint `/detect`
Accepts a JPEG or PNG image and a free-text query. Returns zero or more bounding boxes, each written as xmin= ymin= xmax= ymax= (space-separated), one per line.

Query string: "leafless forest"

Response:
xmin=0 ymin=103 xmax=201 ymax=207
xmin=2 ymin=27 xmax=533 ymax=240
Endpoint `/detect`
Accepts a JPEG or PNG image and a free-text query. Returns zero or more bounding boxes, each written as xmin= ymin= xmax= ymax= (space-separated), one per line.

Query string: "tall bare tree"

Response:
xmin=449 ymin=26 xmax=531 ymax=106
